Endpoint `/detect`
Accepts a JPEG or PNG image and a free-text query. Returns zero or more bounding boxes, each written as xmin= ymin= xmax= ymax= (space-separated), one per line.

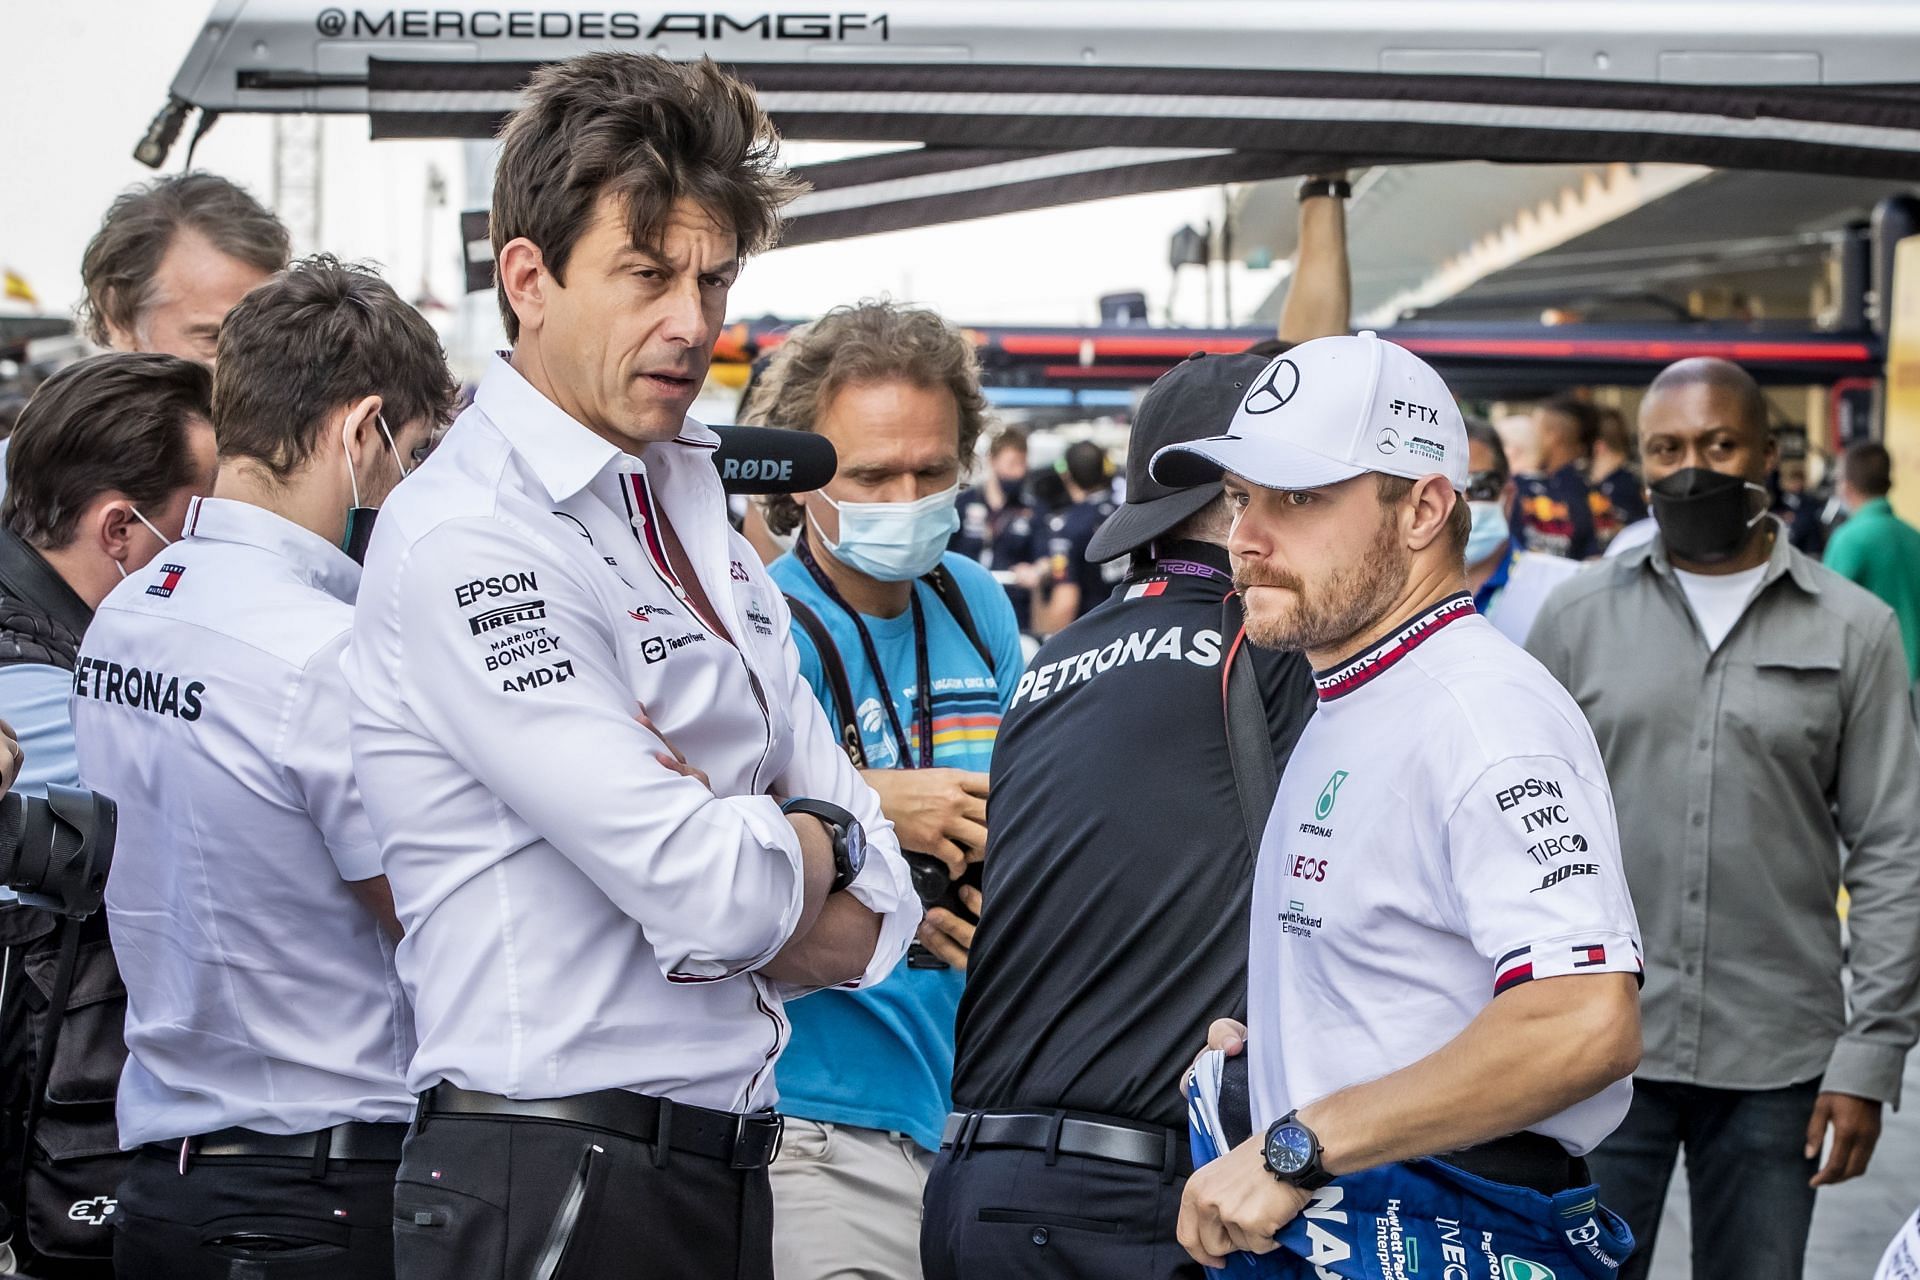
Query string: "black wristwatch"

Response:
xmin=780 ymin=798 xmax=866 ymax=894
xmin=1262 ymin=1111 xmax=1332 ymax=1190
xmin=1297 ymin=177 xmax=1353 ymax=203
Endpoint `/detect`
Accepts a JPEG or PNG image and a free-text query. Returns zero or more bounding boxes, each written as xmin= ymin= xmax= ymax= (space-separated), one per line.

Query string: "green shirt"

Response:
xmin=1825 ymin=497 xmax=1920 ymax=682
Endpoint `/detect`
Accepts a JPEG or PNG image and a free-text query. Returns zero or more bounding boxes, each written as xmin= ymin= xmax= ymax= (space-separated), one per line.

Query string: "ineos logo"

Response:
xmin=1242 ymin=359 xmax=1300 ymax=414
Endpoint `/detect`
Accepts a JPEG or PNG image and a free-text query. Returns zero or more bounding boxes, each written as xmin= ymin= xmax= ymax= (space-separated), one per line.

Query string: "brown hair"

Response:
xmin=1842 ymin=440 xmax=1894 ymax=498
xmin=213 ymin=256 xmax=457 ymax=479
xmin=79 ymin=173 xmax=290 ymax=348
xmin=741 ymin=301 xmax=991 ymax=537
xmin=1377 ymin=473 xmax=1471 ymax=562
xmin=2 ymin=353 xmax=212 ymax=549
xmin=491 ymin=53 xmax=802 ymax=341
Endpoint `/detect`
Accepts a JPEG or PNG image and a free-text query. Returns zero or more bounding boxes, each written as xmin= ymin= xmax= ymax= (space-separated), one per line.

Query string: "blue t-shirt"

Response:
xmin=767 ymin=551 xmax=1024 ymax=1149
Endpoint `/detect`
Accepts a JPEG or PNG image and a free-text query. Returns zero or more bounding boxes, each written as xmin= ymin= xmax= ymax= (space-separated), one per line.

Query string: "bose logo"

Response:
xmin=1531 ymin=862 xmax=1599 ymax=893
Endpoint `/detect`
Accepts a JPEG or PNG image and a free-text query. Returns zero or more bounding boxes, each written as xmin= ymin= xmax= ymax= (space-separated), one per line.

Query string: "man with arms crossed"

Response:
xmin=1156 ymin=333 xmax=1644 ymax=1274
xmin=345 ymin=54 xmax=916 ymax=1279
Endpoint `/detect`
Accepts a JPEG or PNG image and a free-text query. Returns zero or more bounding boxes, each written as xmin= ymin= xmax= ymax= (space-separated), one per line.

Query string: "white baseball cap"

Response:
xmin=1149 ymin=331 xmax=1468 ymax=494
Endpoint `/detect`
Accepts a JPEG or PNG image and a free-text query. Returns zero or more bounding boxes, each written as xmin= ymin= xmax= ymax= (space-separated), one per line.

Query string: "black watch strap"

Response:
xmin=1297 ymin=177 xmax=1353 ymax=203
xmin=779 ymin=797 xmax=861 ymax=894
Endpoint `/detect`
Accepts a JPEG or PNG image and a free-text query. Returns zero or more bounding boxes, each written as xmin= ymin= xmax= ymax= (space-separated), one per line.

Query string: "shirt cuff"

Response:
xmin=1823 ymin=1036 xmax=1910 ymax=1107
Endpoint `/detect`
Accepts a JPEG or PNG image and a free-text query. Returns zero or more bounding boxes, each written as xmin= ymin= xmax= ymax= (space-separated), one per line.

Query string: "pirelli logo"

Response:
xmin=470 ymin=600 xmax=547 ymax=635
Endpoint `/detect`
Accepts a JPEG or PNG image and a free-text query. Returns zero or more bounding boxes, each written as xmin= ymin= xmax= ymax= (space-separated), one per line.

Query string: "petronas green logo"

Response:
xmin=1501 ymin=1258 xmax=1557 ymax=1280
xmin=1315 ymin=770 xmax=1349 ymax=821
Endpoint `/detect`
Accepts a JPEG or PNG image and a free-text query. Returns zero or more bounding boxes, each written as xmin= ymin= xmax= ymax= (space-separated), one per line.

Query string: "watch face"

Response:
xmin=1267 ymin=1124 xmax=1313 ymax=1175
xmin=844 ymin=821 xmax=867 ymax=877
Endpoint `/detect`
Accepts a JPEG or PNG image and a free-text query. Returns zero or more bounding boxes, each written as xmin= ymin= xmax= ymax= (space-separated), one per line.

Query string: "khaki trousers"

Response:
xmin=770 ymin=1118 xmax=934 ymax=1280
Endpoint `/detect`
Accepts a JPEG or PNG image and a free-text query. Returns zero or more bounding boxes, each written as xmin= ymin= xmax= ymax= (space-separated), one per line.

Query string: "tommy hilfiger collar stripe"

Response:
xmin=1312 ymin=592 xmax=1476 ymax=702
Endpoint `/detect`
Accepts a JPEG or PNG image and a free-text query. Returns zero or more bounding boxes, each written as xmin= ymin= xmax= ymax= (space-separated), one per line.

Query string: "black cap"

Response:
xmin=1087 ymin=350 xmax=1273 ymax=562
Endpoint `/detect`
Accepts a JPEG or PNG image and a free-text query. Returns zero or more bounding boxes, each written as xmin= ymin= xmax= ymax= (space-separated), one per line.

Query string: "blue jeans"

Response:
xmin=1586 ymin=1078 xmax=1820 ymax=1280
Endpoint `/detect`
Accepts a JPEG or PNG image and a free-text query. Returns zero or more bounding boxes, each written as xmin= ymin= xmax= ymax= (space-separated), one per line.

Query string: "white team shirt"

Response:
xmin=1248 ymin=594 xmax=1643 ymax=1156
xmin=343 ymin=356 xmax=916 ymax=1113
xmin=73 ymin=497 xmax=413 ymax=1147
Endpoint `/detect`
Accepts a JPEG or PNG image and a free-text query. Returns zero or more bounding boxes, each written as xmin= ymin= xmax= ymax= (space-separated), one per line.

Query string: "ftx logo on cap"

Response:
xmin=1148 ymin=331 xmax=1468 ymax=494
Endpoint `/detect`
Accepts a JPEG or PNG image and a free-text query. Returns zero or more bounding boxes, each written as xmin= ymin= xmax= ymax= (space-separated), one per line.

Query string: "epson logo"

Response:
xmin=469 ymin=601 xmax=547 ymax=635
xmin=720 ymin=457 xmax=794 ymax=483
xmin=456 ymin=571 xmax=538 ymax=608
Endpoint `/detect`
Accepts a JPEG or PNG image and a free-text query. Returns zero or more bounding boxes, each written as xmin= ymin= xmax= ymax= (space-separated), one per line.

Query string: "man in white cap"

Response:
xmin=1154 ymin=333 xmax=1646 ymax=1275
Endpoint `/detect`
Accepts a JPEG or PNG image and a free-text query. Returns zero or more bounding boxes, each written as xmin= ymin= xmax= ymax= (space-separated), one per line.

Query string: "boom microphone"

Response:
xmin=710 ymin=426 xmax=838 ymax=495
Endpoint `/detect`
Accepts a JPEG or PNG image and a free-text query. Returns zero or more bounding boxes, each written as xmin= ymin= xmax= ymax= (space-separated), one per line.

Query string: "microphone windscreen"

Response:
xmin=709 ymin=426 xmax=838 ymax=494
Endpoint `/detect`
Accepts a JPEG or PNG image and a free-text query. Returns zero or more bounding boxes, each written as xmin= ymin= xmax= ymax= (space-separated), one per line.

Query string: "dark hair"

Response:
xmin=1376 ymin=473 xmax=1471 ymax=562
xmin=1242 ymin=338 xmax=1295 ymax=359
xmin=492 ymin=53 xmax=803 ymax=342
xmin=743 ymin=301 xmax=991 ymax=537
xmin=1842 ymin=441 xmax=1894 ymax=498
xmin=1644 ymin=357 xmax=1770 ymax=448
xmin=213 ymin=256 xmax=457 ymax=479
xmin=1064 ymin=441 xmax=1110 ymax=490
xmin=0 ymin=393 xmax=28 ymax=441
xmin=1538 ymin=394 xmax=1601 ymax=452
xmin=1594 ymin=404 xmax=1634 ymax=462
xmin=2 ymin=353 xmax=212 ymax=549
xmin=1464 ymin=416 xmax=1510 ymax=482
xmin=989 ymin=427 xmax=1029 ymax=457
xmin=79 ymin=173 xmax=290 ymax=348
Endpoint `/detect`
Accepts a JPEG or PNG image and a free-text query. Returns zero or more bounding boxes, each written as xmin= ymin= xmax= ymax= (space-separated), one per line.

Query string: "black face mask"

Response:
xmin=343 ymin=507 xmax=379 ymax=565
xmin=1648 ymin=467 xmax=1769 ymax=565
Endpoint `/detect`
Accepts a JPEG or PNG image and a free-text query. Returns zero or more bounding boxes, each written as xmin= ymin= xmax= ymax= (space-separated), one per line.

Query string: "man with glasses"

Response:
xmin=1461 ymin=417 xmax=1582 ymax=645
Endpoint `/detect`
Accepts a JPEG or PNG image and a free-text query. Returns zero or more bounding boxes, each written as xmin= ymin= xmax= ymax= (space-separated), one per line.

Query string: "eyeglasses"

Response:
xmin=1465 ymin=470 xmax=1507 ymax=502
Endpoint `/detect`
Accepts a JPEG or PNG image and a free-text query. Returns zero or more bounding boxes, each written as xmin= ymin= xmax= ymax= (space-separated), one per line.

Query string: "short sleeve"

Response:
xmin=1445 ymin=755 xmax=1643 ymax=996
xmin=0 ymin=663 xmax=79 ymax=795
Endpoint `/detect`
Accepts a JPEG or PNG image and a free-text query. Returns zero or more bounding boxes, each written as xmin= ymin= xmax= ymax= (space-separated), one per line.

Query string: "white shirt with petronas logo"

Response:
xmin=1246 ymin=597 xmax=1645 ymax=1157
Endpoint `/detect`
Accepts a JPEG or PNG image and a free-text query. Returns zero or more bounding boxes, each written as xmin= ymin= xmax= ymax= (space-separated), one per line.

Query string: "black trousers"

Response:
xmin=391 ymin=1112 xmax=773 ymax=1280
xmin=112 ymin=1142 xmax=399 ymax=1279
xmin=1586 ymin=1077 xmax=1823 ymax=1280
xmin=921 ymin=1143 xmax=1201 ymax=1280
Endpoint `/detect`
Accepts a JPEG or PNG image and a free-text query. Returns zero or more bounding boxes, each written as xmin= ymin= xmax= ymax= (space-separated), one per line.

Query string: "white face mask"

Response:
xmin=117 ymin=506 xmax=173 ymax=578
xmin=809 ymin=485 xmax=962 ymax=582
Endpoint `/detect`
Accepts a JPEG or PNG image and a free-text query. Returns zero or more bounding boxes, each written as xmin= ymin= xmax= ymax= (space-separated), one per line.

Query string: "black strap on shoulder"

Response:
xmin=921 ymin=564 xmax=994 ymax=671
xmin=1222 ymin=594 xmax=1281 ymax=857
xmin=784 ymin=594 xmax=869 ymax=769
xmin=17 ymin=917 xmax=82 ymax=1211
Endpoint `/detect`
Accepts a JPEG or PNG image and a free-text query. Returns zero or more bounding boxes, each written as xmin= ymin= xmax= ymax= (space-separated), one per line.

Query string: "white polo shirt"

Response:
xmin=343 ymin=355 xmax=916 ymax=1113
xmin=1248 ymin=594 xmax=1643 ymax=1156
xmin=73 ymin=497 xmax=414 ymax=1147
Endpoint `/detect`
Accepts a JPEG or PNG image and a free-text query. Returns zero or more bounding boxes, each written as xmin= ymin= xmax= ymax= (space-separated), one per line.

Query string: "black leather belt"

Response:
xmin=419 ymin=1083 xmax=784 ymax=1171
xmin=942 ymin=1110 xmax=1192 ymax=1177
xmin=148 ymin=1121 xmax=408 ymax=1172
xmin=1436 ymin=1131 xmax=1589 ymax=1196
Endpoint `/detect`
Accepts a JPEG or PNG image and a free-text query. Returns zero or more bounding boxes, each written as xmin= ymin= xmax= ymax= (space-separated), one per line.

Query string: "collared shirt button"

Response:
xmin=1690 ymin=813 xmax=1705 ymax=827
xmin=1696 ymin=737 xmax=1710 ymax=750
xmin=1031 ymin=1227 xmax=1049 ymax=1246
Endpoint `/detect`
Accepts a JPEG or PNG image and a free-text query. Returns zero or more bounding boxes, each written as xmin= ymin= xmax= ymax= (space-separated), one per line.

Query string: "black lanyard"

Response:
xmin=795 ymin=530 xmax=935 ymax=769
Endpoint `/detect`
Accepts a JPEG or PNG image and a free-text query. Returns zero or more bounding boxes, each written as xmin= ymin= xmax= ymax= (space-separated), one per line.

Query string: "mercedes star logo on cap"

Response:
xmin=1242 ymin=359 xmax=1301 ymax=414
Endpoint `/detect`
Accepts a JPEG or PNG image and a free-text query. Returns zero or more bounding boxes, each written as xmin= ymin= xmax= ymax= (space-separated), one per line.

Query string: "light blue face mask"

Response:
xmin=1465 ymin=500 xmax=1511 ymax=564
xmin=811 ymin=485 xmax=961 ymax=582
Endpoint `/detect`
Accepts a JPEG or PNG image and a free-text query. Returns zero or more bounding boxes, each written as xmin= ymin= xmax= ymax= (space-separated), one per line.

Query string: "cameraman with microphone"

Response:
xmin=743 ymin=301 xmax=1025 ymax=1280
xmin=345 ymin=54 xmax=916 ymax=1279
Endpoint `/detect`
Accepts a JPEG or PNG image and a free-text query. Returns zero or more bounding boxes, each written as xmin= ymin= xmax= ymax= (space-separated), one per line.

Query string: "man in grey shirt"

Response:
xmin=1527 ymin=357 xmax=1920 ymax=1280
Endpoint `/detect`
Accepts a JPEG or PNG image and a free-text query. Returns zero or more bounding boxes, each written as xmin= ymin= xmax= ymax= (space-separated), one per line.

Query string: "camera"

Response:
xmin=0 ymin=785 xmax=118 ymax=919
xmin=904 ymin=852 xmax=981 ymax=971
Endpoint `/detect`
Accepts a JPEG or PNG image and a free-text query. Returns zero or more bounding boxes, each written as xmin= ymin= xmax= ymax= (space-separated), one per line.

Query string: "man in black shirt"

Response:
xmin=922 ymin=353 xmax=1318 ymax=1279
xmin=952 ymin=428 xmax=1047 ymax=631
xmin=1032 ymin=440 xmax=1122 ymax=635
